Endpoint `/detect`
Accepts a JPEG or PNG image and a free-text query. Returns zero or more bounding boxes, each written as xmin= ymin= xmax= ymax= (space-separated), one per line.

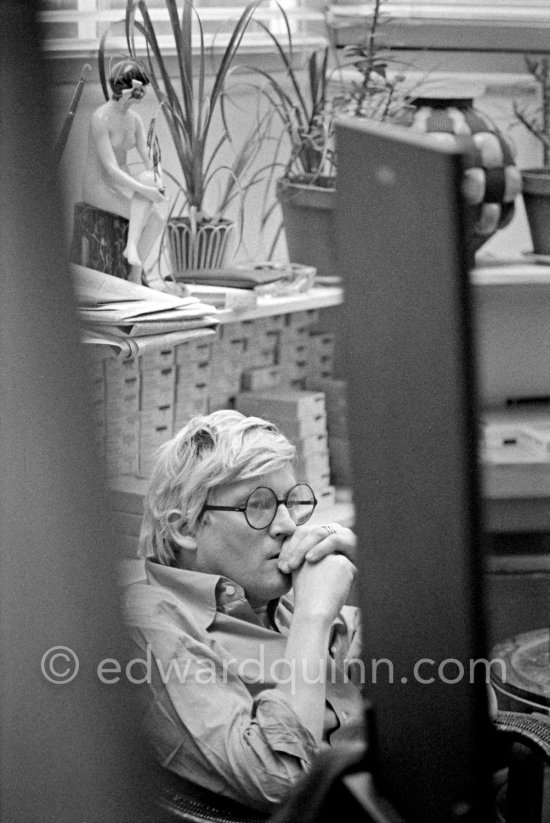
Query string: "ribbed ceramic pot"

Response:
xmin=393 ymin=84 xmax=522 ymax=254
xmin=167 ymin=217 xmax=234 ymax=273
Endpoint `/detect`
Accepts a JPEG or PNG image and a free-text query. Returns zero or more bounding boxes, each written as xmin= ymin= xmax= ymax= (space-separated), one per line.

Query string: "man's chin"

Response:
xmin=272 ymin=571 xmax=292 ymax=599
xmin=249 ymin=573 xmax=291 ymax=608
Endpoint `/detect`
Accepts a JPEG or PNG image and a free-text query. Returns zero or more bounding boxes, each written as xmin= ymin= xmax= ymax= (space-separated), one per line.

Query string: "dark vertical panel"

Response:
xmin=0 ymin=3 xmax=154 ymax=820
xmin=336 ymin=119 xmax=492 ymax=822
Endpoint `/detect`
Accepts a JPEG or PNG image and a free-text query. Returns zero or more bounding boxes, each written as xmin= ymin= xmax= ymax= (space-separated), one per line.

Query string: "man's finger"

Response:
xmin=278 ymin=524 xmax=354 ymax=572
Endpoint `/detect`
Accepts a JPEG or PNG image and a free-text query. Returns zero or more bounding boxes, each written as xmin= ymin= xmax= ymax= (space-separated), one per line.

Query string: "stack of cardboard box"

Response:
xmin=92 ymin=310 xmax=337 ymax=481
xmin=174 ymin=337 xmax=212 ymax=429
xmin=235 ymin=390 xmax=335 ymax=506
xmin=85 ymin=350 xmax=107 ymax=466
xmin=306 ymin=377 xmax=352 ymax=488
xmin=139 ymin=352 xmax=176 ymax=479
xmin=240 ymin=315 xmax=283 ymax=393
xmin=104 ymin=357 xmax=140 ymax=477
xmin=209 ymin=325 xmax=246 ymax=412
xmin=307 ymin=331 xmax=335 ymax=381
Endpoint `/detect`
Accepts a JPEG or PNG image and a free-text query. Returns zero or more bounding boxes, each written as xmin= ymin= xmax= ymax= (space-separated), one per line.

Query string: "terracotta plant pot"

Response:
xmin=167 ymin=217 xmax=234 ymax=273
xmin=521 ymin=168 xmax=550 ymax=256
xmin=276 ymin=176 xmax=337 ymax=279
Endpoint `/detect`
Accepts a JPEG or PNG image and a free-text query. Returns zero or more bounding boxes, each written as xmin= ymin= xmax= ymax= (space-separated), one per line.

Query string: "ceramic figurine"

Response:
xmin=82 ymin=59 xmax=168 ymax=283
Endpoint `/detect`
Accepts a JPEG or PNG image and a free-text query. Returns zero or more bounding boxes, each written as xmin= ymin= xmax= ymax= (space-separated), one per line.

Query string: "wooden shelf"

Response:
xmin=215 ymin=286 xmax=343 ymax=324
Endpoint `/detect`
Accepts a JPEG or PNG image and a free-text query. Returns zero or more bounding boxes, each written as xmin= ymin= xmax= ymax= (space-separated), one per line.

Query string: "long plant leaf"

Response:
xmin=208 ymin=1 xmax=260 ymax=129
xmin=135 ymin=3 xmax=182 ymax=120
xmin=130 ymin=12 xmax=191 ymax=189
xmin=193 ymin=4 xmax=205 ymax=150
xmin=142 ymin=11 xmax=175 ymax=104
xmin=164 ymin=0 xmax=188 ymax=116
xmin=125 ymin=0 xmax=139 ymax=62
xmin=251 ymin=17 xmax=310 ymax=119
xmin=98 ymin=25 xmax=114 ymax=101
xmin=176 ymin=0 xmax=195 ymax=139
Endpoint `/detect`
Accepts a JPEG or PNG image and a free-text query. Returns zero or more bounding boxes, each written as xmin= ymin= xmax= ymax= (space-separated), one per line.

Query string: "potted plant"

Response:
xmin=99 ymin=0 xmax=267 ymax=275
xmin=251 ymin=0 xmax=409 ymax=276
xmin=514 ymin=57 xmax=550 ymax=257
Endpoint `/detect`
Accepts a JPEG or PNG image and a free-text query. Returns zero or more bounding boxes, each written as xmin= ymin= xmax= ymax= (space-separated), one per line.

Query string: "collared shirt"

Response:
xmin=123 ymin=559 xmax=364 ymax=812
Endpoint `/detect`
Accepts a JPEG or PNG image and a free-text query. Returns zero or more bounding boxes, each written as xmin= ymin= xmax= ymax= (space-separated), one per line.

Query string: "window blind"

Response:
xmin=39 ymin=0 xmax=327 ymax=54
xmin=39 ymin=1 xmax=550 ymax=55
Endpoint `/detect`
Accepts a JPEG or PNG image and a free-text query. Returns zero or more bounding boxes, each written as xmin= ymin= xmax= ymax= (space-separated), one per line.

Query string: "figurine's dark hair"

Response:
xmin=109 ymin=59 xmax=150 ymax=100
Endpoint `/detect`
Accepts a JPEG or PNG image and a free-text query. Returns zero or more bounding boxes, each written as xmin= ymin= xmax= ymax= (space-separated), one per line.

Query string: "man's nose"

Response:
xmin=269 ymin=503 xmax=297 ymax=536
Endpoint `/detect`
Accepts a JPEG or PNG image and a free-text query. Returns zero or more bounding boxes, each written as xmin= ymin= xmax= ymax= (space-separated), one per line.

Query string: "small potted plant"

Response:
xmin=100 ymin=0 xmax=267 ymax=275
xmin=251 ymin=0 xmax=409 ymax=276
xmin=514 ymin=56 xmax=550 ymax=257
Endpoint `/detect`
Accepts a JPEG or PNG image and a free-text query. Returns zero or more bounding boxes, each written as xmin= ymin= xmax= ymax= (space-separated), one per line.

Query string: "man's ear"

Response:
xmin=179 ymin=533 xmax=198 ymax=551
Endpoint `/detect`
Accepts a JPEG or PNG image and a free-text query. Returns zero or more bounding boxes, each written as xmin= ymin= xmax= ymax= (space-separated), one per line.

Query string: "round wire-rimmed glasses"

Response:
xmin=202 ymin=483 xmax=318 ymax=530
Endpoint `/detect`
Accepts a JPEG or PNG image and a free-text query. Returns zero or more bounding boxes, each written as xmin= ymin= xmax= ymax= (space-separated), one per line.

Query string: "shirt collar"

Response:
xmin=144 ymin=559 xmax=260 ymax=630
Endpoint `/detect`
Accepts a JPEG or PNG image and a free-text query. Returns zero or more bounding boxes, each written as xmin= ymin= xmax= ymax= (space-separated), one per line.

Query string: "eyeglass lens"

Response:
xmin=245 ymin=484 xmax=316 ymax=529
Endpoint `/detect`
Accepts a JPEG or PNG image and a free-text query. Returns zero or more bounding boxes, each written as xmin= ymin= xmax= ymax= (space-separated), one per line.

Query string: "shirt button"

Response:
xmin=225 ymin=585 xmax=236 ymax=596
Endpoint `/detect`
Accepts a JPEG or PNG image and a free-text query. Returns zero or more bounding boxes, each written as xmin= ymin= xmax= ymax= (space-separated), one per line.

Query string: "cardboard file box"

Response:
xmin=273 ymin=413 xmax=327 ymax=441
xmin=140 ymin=346 xmax=175 ymax=370
xmin=89 ymin=397 xmax=106 ymax=426
xmin=105 ymin=374 xmax=140 ymax=415
xmin=141 ymin=403 xmax=174 ymax=432
xmin=308 ymin=331 xmax=335 ymax=356
xmin=177 ymin=360 xmax=211 ymax=386
xmin=140 ymin=366 xmax=176 ymax=408
xmin=139 ymin=423 xmax=174 ymax=477
xmin=84 ymin=355 xmax=105 ymax=382
xmin=105 ymin=419 xmax=140 ymax=477
xmin=109 ymin=476 xmax=148 ymax=514
xmin=87 ymin=374 xmax=106 ymax=404
xmin=303 ymin=470 xmax=332 ymax=494
xmin=242 ymin=341 xmax=277 ymax=369
xmin=313 ymin=485 xmax=336 ymax=508
xmin=235 ymin=390 xmax=326 ymax=422
xmin=140 ymin=423 xmax=173 ymax=454
xmin=306 ymin=377 xmax=348 ymax=437
xmin=241 ymin=366 xmax=282 ymax=392
xmin=105 ymin=452 xmax=140 ymax=478
xmin=174 ymin=383 xmax=210 ymax=427
xmin=295 ymin=449 xmax=331 ymax=479
xmin=175 ymin=338 xmax=212 ymax=365
xmin=209 ymin=393 xmax=235 ymax=413
xmin=209 ymin=369 xmax=242 ymax=396
xmin=112 ymin=511 xmax=143 ymax=538
xmin=295 ymin=432 xmax=329 ymax=457
xmin=106 ymin=412 xmax=140 ymax=442
xmin=104 ymin=356 xmax=139 ymax=379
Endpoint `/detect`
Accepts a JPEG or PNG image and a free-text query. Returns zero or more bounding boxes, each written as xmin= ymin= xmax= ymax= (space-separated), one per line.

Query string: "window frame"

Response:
xmin=40 ymin=2 xmax=550 ymax=83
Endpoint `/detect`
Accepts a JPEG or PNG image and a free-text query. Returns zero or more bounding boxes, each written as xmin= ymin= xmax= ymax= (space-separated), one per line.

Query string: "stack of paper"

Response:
xmin=73 ymin=264 xmax=219 ymax=354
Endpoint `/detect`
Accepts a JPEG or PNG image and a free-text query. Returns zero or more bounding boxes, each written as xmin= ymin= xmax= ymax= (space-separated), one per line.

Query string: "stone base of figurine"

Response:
xmin=71 ymin=202 xmax=130 ymax=279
